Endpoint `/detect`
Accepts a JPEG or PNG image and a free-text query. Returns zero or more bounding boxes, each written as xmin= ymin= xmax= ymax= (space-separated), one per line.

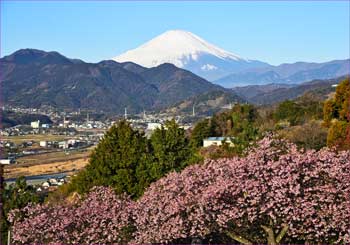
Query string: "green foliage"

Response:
xmin=151 ymin=119 xmax=200 ymax=177
xmin=230 ymin=124 xmax=259 ymax=154
xmin=192 ymin=104 xmax=260 ymax=157
xmin=227 ymin=104 xmax=260 ymax=154
xmin=68 ymin=119 xmax=199 ymax=199
xmin=208 ymin=103 xmax=259 ymax=138
xmin=323 ymin=78 xmax=350 ymax=149
xmin=1 ymin=176 xmax=39 ymax=243
xmin=274 ymin=100 xmax=297 ymax=125
xmin=228 ymin=104 xmax=258 ymax=135
xmin=3 ymin=177 xmax=39 ymax=214
xmin=274 ymin=97 xmax=324 ymax=126
xmin=69 ymin=120 xmax=154 ymax=198
xmin=190 ymin=119 xmax=213 ymax=148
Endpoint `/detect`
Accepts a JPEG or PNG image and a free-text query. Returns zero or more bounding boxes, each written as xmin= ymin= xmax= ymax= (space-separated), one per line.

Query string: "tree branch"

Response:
xmin=226 ymin=231 xmax=252 ymax=244
xmin=261 ymin=225 xmax=276 ymax=244
xmin=275 ymin=223 xmax=289 ymax=243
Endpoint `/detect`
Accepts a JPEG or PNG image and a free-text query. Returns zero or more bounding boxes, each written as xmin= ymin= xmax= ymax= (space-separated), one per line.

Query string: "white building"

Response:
xmin=42 ymin=181 xmax=50 ymax=188
xmin=203 ymin=137 xmax=234 ymax=147
xmin=58 ymin=141 xmax=69 ymax=149
xmin=0 ymin=159 xmax=15 ymax=165
xmin=39 ymin=141 xmax=48 ymax=147
xmin=42 ymin=123 xmax=51 ymax=128
xmin=31 ymin=120 xmax=40 ymax=129
xmin=147 ymin=122 xmax=162 ymax=130
xmin=48 ymin=178 xmax=58 ymax=186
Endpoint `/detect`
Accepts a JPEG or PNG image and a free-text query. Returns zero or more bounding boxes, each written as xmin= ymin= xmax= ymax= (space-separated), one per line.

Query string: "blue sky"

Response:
xmin=1 ymin=1 xmax=349 ymax=65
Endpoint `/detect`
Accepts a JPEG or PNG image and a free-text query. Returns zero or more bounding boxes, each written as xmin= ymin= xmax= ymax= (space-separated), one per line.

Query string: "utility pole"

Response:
xmin=192 ymin=105 xmax=195 ymax=117
xmin=87 ymin=112 xmax=89 ymax=123
xmin=143 ymin=110 xmax=146 ymax=120
xmin=124 ymin=108 xmax=128 ymax=120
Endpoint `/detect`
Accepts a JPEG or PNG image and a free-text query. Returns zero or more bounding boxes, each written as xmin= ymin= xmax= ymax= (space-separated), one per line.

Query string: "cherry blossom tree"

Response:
xmin=134 ymin=136 xmax=350 ymax=244
xmin=8 ymin=136 xmax=350 ymax=244
xmin=8 ymin=187 xmax=135 ymax=244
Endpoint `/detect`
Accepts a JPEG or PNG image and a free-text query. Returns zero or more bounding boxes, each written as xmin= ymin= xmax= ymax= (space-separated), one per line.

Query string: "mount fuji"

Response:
xmin=113 ymin=30 xmax=269 ymax=81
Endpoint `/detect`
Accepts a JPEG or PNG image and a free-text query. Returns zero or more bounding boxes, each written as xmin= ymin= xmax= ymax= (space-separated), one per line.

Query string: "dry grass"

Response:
xmin=15 ymin=148 xmax=93 ymax=165
xmin=2 ymin=134 xmax=71 ymax=144
xmin=4 ymin=157 xmax=89 ymax=179
xmin=4 ymin=147 xmax=94 ymax=178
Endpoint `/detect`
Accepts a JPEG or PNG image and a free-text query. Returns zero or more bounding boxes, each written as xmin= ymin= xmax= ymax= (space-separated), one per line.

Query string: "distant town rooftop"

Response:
xmin=205 ymin=137 xmax=233 ymax=141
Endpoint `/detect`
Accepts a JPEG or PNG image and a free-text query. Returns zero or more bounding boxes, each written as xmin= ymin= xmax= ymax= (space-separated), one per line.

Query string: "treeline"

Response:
xmin=50 ymin=119 xmax=200 ymax=199
xmin=1 ymin=110 xmax=53 ymax=128
xmin=194 ymin=77 xmax=349 ymax=153
xmin=51 ymin=78 xmax=350 ymax=200
xmin=55 ymin=104 xmax=262 ymax=199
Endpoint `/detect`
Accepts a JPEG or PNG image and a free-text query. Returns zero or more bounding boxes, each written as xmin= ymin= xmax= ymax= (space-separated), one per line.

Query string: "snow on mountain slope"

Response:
xmin=113 ymin=30 xmax=269 ymax=81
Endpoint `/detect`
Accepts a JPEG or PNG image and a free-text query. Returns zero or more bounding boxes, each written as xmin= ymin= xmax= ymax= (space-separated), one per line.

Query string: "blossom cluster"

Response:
xmin=8 ymin=187 xmax=135 ymax=244
xmin=9 ymin=136 xmax=350 ymax=244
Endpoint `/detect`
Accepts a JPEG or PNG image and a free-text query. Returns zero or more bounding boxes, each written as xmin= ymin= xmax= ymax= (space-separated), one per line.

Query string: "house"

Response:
xmin=203 ymin=137 xmax=234 ymax=147
xmin=42 ymin=181 xmax=50 ymax=188
xmin=41 ymin=123 xmax=51 ymax=129
xmin=0 ymin=158 xmax=15 ymax=165
xmin=48 ymin=178 xmax=58 ymax=186
xmin=39 ymin=141 xmax=48 ymax=147
xmin=58 ymin=141 xmax=69 ymax=149
xmin=147 ymin=122 xmax=162 ymax=130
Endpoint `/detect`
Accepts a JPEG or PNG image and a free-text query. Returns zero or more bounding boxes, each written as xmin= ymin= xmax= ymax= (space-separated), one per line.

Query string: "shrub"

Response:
xmin=323 ymin=78 xmax=350 ymax=150
xmin=279 ymin=120 xmax=328 ymax=150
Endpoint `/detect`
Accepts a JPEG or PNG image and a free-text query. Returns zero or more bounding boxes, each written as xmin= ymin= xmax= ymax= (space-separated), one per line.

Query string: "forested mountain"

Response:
xmin=232 ymin=76 xmax=348 ymax=105
xmin=0 ymin=49 xmax=225 ymax=113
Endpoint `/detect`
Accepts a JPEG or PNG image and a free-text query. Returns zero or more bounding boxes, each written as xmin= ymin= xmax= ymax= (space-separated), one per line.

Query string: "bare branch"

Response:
xmin=276 ymin=223 xmax=289 ymax=243
xmin=261 ymin=225 xmax=276 ymax=244
xmin=226 ymin=231 xmax=252 ymax=244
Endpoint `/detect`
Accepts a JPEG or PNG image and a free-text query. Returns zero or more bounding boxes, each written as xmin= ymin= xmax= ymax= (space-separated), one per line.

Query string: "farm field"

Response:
xmin=2 ymin=134 xmax=72 ymax=144
xmin=4 ymin=147 xmax=93 ymax=178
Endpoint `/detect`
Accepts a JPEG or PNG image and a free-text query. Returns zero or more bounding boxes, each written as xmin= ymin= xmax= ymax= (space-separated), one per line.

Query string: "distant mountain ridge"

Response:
xmin=232 ymin=76 xmax=348 ymax=105
xmin=0 ymin=49 xmax=226 ymax=113
xmin=216 ymin=59 xmax=349 ymax=87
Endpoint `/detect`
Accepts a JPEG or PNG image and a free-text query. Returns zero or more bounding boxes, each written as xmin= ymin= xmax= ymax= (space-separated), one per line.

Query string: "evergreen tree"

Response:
xmin=1 ymin=176 xmax=39 ymax=243
xmin=274 ymin=100 xmax=300 ymax=126
xmin=69 ymin=120 xmax=155 ymax=198
xmin=150 ymin=119 xmax=198 ymax=178
xmin=190 ymin=119 xmax=213 ymax=148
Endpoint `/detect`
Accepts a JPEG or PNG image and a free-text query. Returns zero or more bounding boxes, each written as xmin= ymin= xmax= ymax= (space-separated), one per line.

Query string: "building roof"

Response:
xmin=204 ymin=137 xmax=233 ymax=141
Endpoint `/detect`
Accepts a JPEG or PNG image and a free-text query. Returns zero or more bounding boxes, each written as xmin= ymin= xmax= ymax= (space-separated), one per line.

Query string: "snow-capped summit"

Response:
xmin=114 ymin=30 xmax=244 ymax=67
xmin=113 ymin=30 xmax=269 ymax=81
